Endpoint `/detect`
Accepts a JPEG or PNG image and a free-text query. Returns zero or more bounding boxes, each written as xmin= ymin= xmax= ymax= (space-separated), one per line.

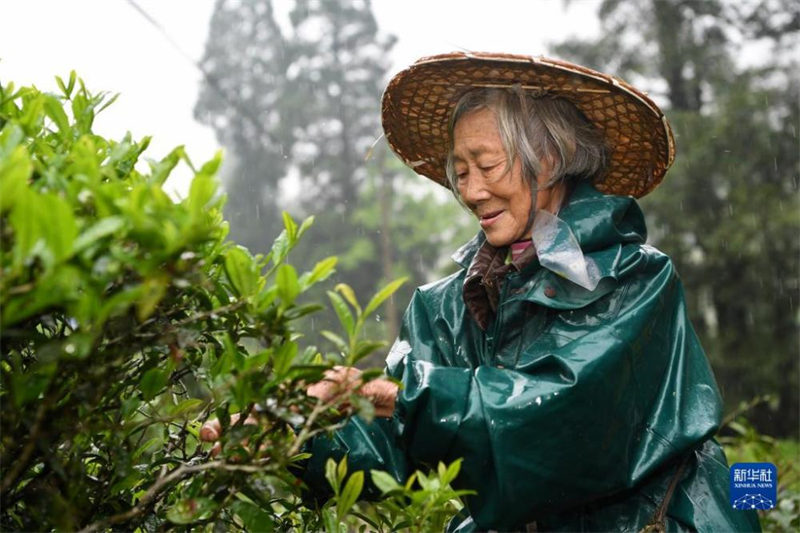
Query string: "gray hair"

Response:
xmin=445 ymin=87 xmax=608 ymax=209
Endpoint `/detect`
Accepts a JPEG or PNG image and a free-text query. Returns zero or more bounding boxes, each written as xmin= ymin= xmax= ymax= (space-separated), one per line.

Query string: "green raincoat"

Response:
xmin=302 ymin=182 xmax=760 ymax=532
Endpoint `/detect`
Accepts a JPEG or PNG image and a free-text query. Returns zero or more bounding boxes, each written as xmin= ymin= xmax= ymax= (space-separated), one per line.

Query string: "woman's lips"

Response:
xmin=479 ymin=210 xmax=503 ymax=228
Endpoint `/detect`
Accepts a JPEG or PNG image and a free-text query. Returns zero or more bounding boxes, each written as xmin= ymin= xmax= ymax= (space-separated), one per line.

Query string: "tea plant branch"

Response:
xmin=76 ymin=458 xmax=277 ymax=533
xmin=172 ymin=300 xmax=247 ymax=328
xmin=719 ymin=394 xmax=773 ymax=429
xmin=0 ymin=398 xmax=49 ymax=496
xmin=102 ymin=300 xmax=247 ymax=348
xmin=2 ymin=281 xmax=34 ymax=296
xmin=287 ymin=390 xmax=353 ymax=459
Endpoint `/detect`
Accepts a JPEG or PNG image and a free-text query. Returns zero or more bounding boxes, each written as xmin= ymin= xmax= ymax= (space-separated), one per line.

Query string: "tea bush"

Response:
xmin=0 ymin=75 xmax=466 ymax=532
xmin=718 ymin=398 xmax=800 ymax=531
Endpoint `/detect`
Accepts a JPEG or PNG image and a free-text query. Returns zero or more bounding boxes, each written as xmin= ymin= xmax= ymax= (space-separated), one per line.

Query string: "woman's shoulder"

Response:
xmin=415 ymin=269 xmax=465 ymax=300
xmin=616 ymin=242 xmax=677 ymax=281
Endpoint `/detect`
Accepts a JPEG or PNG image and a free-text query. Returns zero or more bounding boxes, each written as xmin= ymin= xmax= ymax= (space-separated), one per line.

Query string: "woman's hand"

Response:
xmin=307 ymin=365 xmax=398 ymax=418
xmin=306 ymin=365 xmax=363 ymax=403
xmin=199 ymin=411 xmax=258 ymax=457
xmin=199 ymin=367 xmax=398 ymax=456
xmin=359 ymin=376 xmax=398 ymax=418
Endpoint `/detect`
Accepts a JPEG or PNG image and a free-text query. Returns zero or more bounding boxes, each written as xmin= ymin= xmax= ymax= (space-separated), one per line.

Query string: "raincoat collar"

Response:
xmin=451 ymin=182 xmax=648 ymax=308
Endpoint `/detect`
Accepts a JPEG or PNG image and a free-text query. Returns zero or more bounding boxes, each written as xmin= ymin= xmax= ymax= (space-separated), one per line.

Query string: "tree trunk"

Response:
xmin=378 ymin=150 xmax=399 ymax=342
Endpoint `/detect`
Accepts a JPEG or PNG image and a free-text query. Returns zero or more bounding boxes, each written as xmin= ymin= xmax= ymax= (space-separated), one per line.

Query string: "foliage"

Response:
xmin=719 ymin=397 xmax=800 ymax=531
xmin=552 ymin=0 xmax=800 ymax=437
xmin=304 ymin=454 xmax=471 ymax=533
xmin=0 ymin=76 xmax=466 ymax=531
xmin=362 ymin=459 xmax=474 ymax=532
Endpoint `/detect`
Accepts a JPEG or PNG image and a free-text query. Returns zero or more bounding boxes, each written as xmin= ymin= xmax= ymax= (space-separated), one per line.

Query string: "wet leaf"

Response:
xmin=364 ymin=277 xmax=407 ymax=317
xmin=370 ymin=470 xmax=401 ymax=494
xmin=337 ymin=470 xmax=364 ymax=518
xmin=224 ymin=245 xmax=258 ymax=297
xmin=327 ymin=291 xmax=355 ymax=338
xmin=166 ymin=498 xmax=217 ymax=525
xmin=276 ymin=263 xmax=300 ymax=306
xmin=139 ymin=367 xmax=168 ymax=401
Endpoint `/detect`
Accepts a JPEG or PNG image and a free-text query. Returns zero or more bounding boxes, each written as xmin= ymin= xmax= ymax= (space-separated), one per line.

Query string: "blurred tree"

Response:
xmin=194 ymin=0 xmax=471 ymax=346
xmin=287 ymin=0 xmax=396 ymax=210
xmin=194 ymin=0 xmax=295 ymax=250
xmin=279 ymin=0 xmax=402 ymax=338
xmin=554 ymin=0 xmax=800 ymax=436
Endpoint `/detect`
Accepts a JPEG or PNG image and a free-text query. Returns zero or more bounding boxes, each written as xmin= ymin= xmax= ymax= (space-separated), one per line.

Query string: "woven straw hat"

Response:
xmin=381 ymin=52 xmax=675 ymax=198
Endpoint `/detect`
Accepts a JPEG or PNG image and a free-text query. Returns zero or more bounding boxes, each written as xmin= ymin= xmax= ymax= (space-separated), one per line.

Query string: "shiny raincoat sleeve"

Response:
xmin=386 ymin=251 xmax=724 ymax=529
xmin=297 ymin=416 xmax=409 ymax=501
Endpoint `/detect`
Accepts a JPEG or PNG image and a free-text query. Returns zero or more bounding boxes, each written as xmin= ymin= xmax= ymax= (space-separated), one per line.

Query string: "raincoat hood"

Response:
xmin=453 ymin=181 xmax=647 ymax=267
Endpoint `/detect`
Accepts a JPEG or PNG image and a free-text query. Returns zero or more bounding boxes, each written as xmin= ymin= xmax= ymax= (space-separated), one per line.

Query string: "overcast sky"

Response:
xmin=0 ymin=0 xmax=601 ymax=195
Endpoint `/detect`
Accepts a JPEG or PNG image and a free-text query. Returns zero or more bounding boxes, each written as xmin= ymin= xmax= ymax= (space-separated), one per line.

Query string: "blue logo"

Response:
xmin=730 ymin=462 xmax=777 ymax=511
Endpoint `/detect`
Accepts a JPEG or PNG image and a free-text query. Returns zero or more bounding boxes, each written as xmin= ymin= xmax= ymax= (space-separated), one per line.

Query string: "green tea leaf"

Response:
xmin=187 ymin=172 xmax=216 ymax=214
xmin=149 ymin=146 xmax=182 ymax=186
xmin=231 ymin=500 xmax=275 ymax=532
xmin=363 ymin=277 xmax=408 ymax=317
xmin=327 ymin=291 xmax=355 ymax=338
xmin=322 ymin=507 xmax=338 ymax=533
xmin=198 ymin=150 xmax=222 ymax=177
xmin=300 ymin=256 xmax=338 ymax=289
xmin=166 ymin=498 xmax=217 ymax=525
xmin=73 ymin=216 xmax=124 ymax=253
xmin=67 ymin=70 xmax=76 ymax=94
xmin=325 ymin=458 xmax=340 ymax=494
xmin=224 ymin=245 xmax=258 ymax=297
xmin=169 ymin=398 xmax=205 ymax=417
xmin=297 ymin=215 xmax=314 ymax=240
xmin=284 ymin=303 xmax=324 ymax=320
xmin=40 ymin=193 xmax=78 ymax=265
xmin=270 ymin=230 xmax=289 ymax=265
xmin=337 ymin=470 xmax=364 ymax=518
xmin=12 ymin=362 xmax=56 ymax=407
xmin=273 ymin=341 xmax=298 ymax=377
xmin=276 ymin=263 xmax=300 ymax=306
xmin=0 ymin=122 xmax=25 ymax=157
xmin=336 ymin=456 xmax=348 ymax=486
xmin=136 ymin=275 xmax=169 ymax=321
xmin=370 ymin=470 xmax=401 ymax=494
xmin=352 ymin=340 xmax=387 ymax=363
xmin=254 ymin=284 xmax=278 ymax=311
xmin=43 ymin=95 xmax=70 ymax=137
xmin=320 ymin=330 xmax=348 ymax=354
xmin=349 ymin=394 xmax=375 ymax=424
xmin=335 ymin=283 xmax=361 ymax=315
xmin=0 ymin=144 xmax=31 ymax=213
xmin=55 ymin=75 xmax=69 ymax=98
xmin=282 ymin=211 xmax=298 ymax=241
xmin=139 ymin=367 xmax=168 ymax=401
xmin=133 ymin=437 xmax=163 ymax=460
xmin=9 ymin=190 xmax=77 ymax=271
xmin=442 ymin=458 xmax=462 ymax=485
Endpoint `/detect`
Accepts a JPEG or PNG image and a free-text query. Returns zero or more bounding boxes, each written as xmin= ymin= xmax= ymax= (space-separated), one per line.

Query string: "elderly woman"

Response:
xmin=208 ymin=53 xmax=761 ymax=532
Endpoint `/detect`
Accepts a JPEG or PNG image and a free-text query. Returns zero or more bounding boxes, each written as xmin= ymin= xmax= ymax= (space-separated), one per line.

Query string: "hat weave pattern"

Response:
xmin=381 ymin=52 xmax=675 ymax=198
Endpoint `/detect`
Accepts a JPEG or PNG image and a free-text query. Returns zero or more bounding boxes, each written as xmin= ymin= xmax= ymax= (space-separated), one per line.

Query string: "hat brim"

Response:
xmin=381 ymin=52 xmax=675 ymax=198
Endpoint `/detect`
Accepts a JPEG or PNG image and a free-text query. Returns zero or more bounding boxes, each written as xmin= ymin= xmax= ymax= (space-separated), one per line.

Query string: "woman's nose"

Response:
xmin=459 ymin=174 xmax=490 ymax=205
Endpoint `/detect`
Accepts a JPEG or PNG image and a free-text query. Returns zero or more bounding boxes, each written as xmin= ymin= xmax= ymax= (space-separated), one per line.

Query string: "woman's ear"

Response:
xmin=535 ymin=157 xmax=555 ymax=187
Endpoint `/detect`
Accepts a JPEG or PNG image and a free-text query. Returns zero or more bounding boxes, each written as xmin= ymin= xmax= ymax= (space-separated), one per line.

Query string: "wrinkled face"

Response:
xmin=453 ymin=108 xmax=533 ymax=247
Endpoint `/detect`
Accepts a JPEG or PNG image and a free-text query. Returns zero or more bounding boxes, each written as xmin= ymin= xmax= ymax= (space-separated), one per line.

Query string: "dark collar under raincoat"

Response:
xmin=302 ymin=182 xmax=760 ymax=532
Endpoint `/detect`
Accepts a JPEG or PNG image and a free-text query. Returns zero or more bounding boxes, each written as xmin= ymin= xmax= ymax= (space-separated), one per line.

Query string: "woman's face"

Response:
xmin=453 ymin=108 xmax=560 ymax=247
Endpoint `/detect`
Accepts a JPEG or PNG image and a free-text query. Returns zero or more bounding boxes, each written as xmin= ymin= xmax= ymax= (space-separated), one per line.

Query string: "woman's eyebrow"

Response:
xmin=454 ymin=144 xmax=503 ymax=159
